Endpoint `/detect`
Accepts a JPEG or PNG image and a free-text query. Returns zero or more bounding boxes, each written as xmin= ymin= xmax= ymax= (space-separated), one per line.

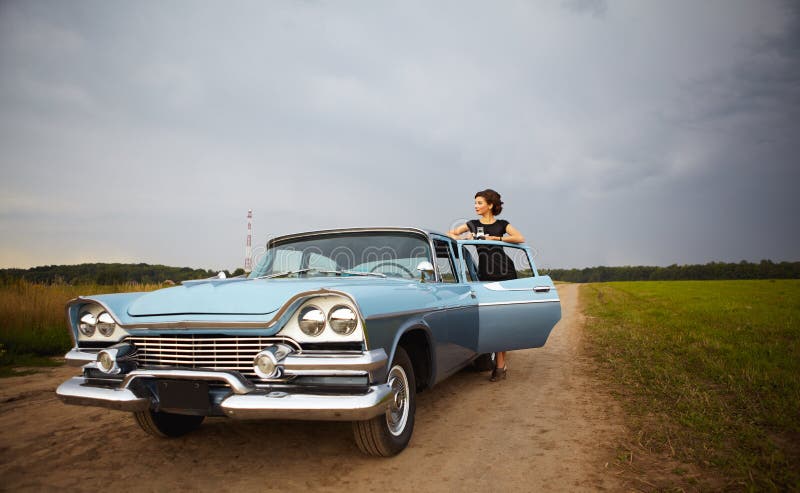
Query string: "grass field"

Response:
xmin=582 ymin=280 xmax=800 ymax=490
xmin=0 ymin=280 xmax=161 ymax=375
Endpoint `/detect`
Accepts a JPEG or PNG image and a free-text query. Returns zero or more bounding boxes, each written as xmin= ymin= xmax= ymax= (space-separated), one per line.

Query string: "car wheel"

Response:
xmin=473 ymin=352 xmax=496 ymax=372
xmin=133 ymin=409 xmax=205 ymax=438
xmin=352 ymin=346 xmax=416 ymax=456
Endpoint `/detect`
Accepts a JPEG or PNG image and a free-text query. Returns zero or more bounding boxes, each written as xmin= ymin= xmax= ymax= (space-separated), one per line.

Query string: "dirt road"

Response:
xmin=0 ymin=284 xmax=626 ymax=492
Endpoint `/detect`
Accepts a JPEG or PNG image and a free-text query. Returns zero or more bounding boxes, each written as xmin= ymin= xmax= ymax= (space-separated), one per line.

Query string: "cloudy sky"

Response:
xmin=1 ymin=0 xmax=798 ymax=270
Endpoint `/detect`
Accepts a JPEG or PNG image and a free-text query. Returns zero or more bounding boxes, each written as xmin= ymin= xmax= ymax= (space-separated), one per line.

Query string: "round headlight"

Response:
xmin=328 ymin=305 xmax=357 ymax=335
xmin=79 ymin=312 xmax=96 ymax=337
xmin=96 ymin=312 xmax=116 ymax=337
xmin=298 ymin=305 xmax=325 ymax=336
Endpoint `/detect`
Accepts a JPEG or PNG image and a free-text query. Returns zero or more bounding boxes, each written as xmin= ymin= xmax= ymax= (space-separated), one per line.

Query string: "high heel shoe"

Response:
xmin=489 ymin=365 xmax=507 ymax=382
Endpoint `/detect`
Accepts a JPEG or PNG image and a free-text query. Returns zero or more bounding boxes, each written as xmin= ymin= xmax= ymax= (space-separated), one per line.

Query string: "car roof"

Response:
xmin=269 ymin=227 xmax=447 ymax=244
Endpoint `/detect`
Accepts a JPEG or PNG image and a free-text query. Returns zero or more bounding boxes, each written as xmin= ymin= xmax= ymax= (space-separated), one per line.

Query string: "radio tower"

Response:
xmin=244 ymin=209 xmax=253 ymax=273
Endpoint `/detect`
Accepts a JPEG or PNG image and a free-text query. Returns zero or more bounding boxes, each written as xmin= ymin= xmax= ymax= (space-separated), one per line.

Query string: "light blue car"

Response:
xmin=57 ymin=227 xmax=560 ymax=456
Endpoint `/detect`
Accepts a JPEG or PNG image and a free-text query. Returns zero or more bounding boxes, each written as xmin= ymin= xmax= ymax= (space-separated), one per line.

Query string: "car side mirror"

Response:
xmin=416 ymin=261 xmax=435 ymax=282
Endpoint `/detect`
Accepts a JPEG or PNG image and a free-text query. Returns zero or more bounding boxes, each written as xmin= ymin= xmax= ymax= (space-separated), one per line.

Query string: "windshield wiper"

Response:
xmin=317 ymin=270 xmax=386 ymax=278
xmin=253 ymin=268 xmax=313 ymax=279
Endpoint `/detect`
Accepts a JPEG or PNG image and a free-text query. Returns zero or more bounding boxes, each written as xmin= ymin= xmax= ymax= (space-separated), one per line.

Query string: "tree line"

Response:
xmin=1 ymin=260 xmax=798 ymax=286
xmin=0 ymin=263 xmax=246 ymax=285
xmin=541 ymin=260 xmax=800 ymax=283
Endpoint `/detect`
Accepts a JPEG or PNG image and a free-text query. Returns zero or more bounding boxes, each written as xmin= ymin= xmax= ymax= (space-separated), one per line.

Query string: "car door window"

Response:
xmin=462 ymin=246 xmax=479 ymax=282
xmin=461 ymin=245 xmax=533 ymax=281
xmin=503 ymin=247 xmax=534 ymax=278
xmin=433 ymin=239 xmax=457 ymax=283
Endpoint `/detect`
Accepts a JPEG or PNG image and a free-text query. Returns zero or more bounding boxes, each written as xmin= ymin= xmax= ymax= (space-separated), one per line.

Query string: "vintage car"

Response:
xmin=57 ymin=227 xmax=561 ymax=456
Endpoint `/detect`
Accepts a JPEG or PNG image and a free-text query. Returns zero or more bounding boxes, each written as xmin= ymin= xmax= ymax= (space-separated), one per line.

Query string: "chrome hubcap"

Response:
xmin=386 ymin=364 xmax=409 ymax=436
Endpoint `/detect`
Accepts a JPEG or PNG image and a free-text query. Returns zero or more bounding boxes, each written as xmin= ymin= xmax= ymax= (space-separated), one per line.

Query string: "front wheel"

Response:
xmin=133 ymin=409 xmax=205 ymax=438
xmin=352 ymin=346 xmax=416 ymax=456
xmin=473 ymin=352 xmax=496 ymax=372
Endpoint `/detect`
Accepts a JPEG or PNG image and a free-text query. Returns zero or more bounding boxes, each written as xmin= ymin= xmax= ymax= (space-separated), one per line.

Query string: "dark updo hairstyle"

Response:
xmin=475 ymin=189 xmax=503 ymax=215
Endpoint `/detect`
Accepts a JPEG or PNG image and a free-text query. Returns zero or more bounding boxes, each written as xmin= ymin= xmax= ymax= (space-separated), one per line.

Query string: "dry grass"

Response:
xmin=0 ymin=280 xmax=161 ymax=374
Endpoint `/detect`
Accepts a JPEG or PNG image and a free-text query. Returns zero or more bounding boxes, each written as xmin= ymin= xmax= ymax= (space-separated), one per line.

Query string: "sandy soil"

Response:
xmin=0 ymin=284 xmax=629 ymax=492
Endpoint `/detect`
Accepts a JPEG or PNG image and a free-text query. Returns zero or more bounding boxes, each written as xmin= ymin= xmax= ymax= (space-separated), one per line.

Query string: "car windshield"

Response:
xmin=249 ymin=231 xmax=432 ymax=280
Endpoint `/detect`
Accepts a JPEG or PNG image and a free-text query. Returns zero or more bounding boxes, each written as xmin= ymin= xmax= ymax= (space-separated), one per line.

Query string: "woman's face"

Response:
xmin=474 ymin=196 xmax=493 ymax=216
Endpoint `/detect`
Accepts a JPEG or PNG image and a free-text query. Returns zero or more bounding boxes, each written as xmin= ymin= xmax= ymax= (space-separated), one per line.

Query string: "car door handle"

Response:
xmin=533 ymin=286 xmax=551 ymax=292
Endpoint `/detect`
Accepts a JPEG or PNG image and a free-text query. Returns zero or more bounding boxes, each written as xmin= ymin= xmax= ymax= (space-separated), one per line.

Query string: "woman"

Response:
xmin=447 ymin=189 xmax=525 ymax=382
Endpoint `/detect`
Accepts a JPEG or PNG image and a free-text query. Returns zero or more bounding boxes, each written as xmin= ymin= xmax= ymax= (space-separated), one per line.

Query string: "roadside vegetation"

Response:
xmin=0 ymin=263 xmax=241 ymax=285
xmin=0 ymin=280 xmax=162 ymax=376
xmin=582 ymin=280 xmax=799 ymax=490
xmin=544 ymin=260 xmax=800 ymax=283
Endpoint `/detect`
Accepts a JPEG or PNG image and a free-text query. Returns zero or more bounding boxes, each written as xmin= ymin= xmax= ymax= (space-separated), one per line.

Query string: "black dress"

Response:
xmin=466 ymin=219 xmax=517 ymax=281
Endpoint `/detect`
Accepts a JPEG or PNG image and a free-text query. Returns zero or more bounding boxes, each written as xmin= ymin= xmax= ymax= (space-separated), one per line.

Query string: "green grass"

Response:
xmin=0 ymin=280 xmax=161 ymax=376
xmin=582 ymin=280 xmax=800 ymax=490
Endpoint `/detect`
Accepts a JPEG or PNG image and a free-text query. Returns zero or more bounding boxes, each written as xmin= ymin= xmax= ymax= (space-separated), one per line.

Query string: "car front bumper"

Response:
xmin=57 ymin=349 xmax=394 ymax=421
xmin=56 ymin=375 xmax=394 ymax=421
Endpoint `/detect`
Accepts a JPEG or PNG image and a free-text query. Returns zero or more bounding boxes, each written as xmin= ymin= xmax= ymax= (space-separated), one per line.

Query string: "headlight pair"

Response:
xmin=298 ymin=304 xmax=357 ymax=337
xmin=79 ymin=310 xmax=117 ymax=338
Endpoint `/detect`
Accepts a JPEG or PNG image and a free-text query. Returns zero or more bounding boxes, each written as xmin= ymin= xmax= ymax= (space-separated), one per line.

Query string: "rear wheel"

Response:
xmin=133 ymin=409 xmax=205 ymax=438
xmin=352 ymin=346 xmax=416 ymax=456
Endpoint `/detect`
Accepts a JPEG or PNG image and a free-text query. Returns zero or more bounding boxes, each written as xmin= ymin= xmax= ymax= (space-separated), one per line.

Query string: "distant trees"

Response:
xmin=541 ymin=260 xmax=800 ymax=283
xmin=1 ymin=260 xmax=797 ymax=285
xmin=0 ymin=263 xmax=220 ymax=285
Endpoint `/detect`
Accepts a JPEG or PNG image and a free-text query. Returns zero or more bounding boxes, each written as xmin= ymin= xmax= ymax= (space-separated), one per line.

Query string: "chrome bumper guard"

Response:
xmin=65 ymin=348 xmax=98 ymax=367
xmin=57 ymin=349 xmax=393 ymax=421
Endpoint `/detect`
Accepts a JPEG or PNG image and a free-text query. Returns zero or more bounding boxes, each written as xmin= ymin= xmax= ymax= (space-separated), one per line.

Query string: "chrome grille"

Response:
xmin=125 ymin=335 xmax=297 ymax=380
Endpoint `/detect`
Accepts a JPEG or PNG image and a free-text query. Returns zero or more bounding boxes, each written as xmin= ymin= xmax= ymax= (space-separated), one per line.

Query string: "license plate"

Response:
xmin=157 ymin=380 xmax=209 ymax=410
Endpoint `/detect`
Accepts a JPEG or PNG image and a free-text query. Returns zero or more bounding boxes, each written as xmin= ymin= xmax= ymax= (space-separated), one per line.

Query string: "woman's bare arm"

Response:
xmin=494 ymin=223 xmax=525 ymax=243
xmin=447 ymin=223 xmax=470 ymax=240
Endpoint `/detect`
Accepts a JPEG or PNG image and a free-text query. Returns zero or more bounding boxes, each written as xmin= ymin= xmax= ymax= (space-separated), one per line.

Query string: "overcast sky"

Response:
xmin=1 ymin=0 xmax=798 ymax=270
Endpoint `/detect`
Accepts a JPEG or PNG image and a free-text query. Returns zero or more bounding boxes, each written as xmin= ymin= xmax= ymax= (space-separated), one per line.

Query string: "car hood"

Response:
xmin=127 ymin=279 xmax=295 ymax=316
xmin=125 ymin=277 xmax=414 ymax=317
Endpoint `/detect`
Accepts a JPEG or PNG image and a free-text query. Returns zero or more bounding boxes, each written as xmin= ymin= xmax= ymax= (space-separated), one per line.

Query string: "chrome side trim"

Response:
xmin=365 ymin=308 xmax=428 ymax=320
xmin=365 ymin=304 xmax=476 ymax=321
xmin=120 ymin=369 xmax=255 ymax=395
xmin=221 ymin=384 xmax=394 ymax=421
xmin=57 ymin=377 xmax=149 ymax=412
xmin=479 ymin=299 xmax=561 ymax=307
xmin=483 ymin=282 xmax=550 ymax=292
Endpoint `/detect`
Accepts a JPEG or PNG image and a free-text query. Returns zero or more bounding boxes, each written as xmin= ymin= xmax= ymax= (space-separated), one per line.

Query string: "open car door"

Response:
xmin=460 ymin=241 xmax=561 ymax=353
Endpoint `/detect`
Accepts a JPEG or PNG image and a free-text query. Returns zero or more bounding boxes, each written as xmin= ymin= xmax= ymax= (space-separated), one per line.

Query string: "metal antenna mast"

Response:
xmin=244 ymin=209 xmax=253 ymax=273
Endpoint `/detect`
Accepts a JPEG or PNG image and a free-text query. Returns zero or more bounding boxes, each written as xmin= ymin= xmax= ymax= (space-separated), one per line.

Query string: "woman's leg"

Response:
xmin=490 ymin=351 xmax=508 ymax=381
xmin=496 ymin=351 xmax=506 ymax=369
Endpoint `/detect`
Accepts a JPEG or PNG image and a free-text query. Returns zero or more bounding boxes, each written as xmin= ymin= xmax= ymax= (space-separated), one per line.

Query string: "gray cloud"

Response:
xmin=1 ymin=0 xmax=798 ymax=270
xmin=562 ymin=0 xmax=607 ymax=17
